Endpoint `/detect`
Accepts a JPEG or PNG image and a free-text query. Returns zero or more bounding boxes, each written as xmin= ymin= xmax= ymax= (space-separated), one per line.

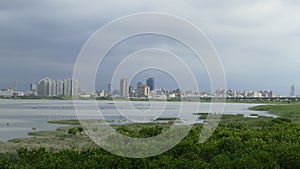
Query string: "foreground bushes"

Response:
xmin=1 ymin=119 xmax=300 ymax=168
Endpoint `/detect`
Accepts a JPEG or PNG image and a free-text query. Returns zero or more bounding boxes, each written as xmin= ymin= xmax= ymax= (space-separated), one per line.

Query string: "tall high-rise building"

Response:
xmin=63 ymin=78 xmax=72 ymax=96
xmin=107 ymin=83 xmax=112 ymax=96
xmin=290 ymin=84 xmax=296 ymax=97
xmin=120 ymin=78 xmax=128 ymax=97
xmin=49 ymin=79 xmax=56 ymax=96
xmin=56 ymin=80 xmax=64 ymax=96
xmin=72 ymin=79 xmax=78 ymax=97
xmin=63 ymin=78 xmax=78 ymax=97
xmin=37 ymin=77 xmax=52 ymax=96
xmin=128 ymin=85 xmax=133 ymax=97
xmin=146 ymin=78 xmax=155 ymax=91
xmin=137 ymin=82 xmax=144 ymax=97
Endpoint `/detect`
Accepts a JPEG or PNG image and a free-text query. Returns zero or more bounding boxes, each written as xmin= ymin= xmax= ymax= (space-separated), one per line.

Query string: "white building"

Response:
xmin=56 ymin=80 xmax=64 ymax=96
xmin=37 ymin=77 xmax=51 ymax=96
xmin=120 ymin=78 xmax=128 ymax=98
xmin=63 ymin=78 xmax=78 ymax=97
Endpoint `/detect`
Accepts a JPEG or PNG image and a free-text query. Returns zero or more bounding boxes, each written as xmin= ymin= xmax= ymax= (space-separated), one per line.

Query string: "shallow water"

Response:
xmin=0 ymin=99 xmax=275 ymax=141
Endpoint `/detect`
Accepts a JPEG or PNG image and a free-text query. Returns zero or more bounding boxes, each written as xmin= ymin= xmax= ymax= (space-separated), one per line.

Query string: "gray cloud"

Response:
xmin=0 ymin=0 xmax=299 ymax=95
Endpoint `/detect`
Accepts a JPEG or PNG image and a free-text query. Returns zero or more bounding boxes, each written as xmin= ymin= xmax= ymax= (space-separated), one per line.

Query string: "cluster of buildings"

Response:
xmin=31 ymin=77 xmax=78 ymax=97
xmin=119 ymin=77 xmax=154 ymax=98
xmin=0 ymin=76 xmax=298 ymax=99
xmin=213 ymin=89 xmax=277 ymax=98
xmin=0 ymin=88 xmax=24 ymax=97
xmin=89 ymin=77 xmax=283 ymax=99
xmin=111 ymin=77 xmax=279 ymax=99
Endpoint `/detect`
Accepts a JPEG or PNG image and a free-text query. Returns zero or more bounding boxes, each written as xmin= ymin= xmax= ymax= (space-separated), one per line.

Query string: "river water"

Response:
xmin=0 ymin=99 xmax=276 ymax=142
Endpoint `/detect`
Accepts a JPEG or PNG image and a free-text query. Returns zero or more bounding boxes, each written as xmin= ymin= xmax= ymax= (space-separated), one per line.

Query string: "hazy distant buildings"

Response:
xmin=56 ymin=80 xmax=64 ymax=96
xmin=290 ymin=85 xmax=296 ymax=97
xmin=0 ymin=88 xmax=24 ymax=97
xmin=30 ymin=82 xmax=37 ymax=96
xmin=63 ymin=78 xmax=72 ymax=96
xmin=129 ymin=85 xmax=135 ymax=97
xmin=137 ymin=82 xmax=144 ymax=97
xmin=37 ymin=77 xmax=51 ymax=96
xmin=146 ymin=78 xmax=155 ymax=91
xmin=98 ymin=90 xmax=105 ymax=97
xmin=137 ymin=82 xmax=150 ymax=97
xmin=37 ymin=77 xmax=78 ymax=97
xmin=72 ymin=79 xmax=78 ymax=96
xmin=49 ymin=79 xmax=56 ymax=96
xmin=120 ymin=78 xmax=128 ymax=98
xmin=107 ymin=83 xmax=112 ymax=96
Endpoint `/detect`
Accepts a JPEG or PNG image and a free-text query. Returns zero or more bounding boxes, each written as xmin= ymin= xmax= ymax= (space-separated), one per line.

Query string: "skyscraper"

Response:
xmin=137 ymin=82 xmax=144 ymax=97
xmin=56 ymin=80 xmax=64 ymax=96
xmin=290 ymin=84 xmax=296 ymax=97
xmin=49 ymin=79 xmax=56 ymax=96
xmin=120 ymin=78 xmax=128 ymax=97
xmin=72 ymin=79 xmax=78 ymax=97
xmin=37 ymin=77 xmax=54 ymax=96
xmin=63 ymin=78 xmax=72 ymax=96
xmin=146 ymin=78 xmax=154 ymax=91
xmin=63 ymin=78 xmax=78 ymax=97
xmin=107 ymin=83 xmax=112 ymax=96
xmin=37 ymin=77 xmax=48 ymax=96
xmin=128 ymin=86 xmax=134 ymax=97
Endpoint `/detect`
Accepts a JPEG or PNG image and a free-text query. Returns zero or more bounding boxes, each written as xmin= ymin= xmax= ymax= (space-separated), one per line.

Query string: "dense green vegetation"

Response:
xmin=1 ymin=118 xmax=300 ymax=168
xmin=1 ymin=103 xmax=300 ymax=168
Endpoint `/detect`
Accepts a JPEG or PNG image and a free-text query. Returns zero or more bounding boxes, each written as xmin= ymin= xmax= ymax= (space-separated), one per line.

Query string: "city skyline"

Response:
xmin=0 ymin=76 xmax=298 ymax=98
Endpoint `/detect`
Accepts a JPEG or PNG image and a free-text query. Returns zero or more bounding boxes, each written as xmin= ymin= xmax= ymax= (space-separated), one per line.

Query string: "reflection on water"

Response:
xmin=0 ymin=99 xmax=276 ymax=141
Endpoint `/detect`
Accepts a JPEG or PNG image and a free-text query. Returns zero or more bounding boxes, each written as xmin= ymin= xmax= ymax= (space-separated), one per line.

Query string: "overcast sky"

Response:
xmin=1 ymin=0 xmax=300 ymax=95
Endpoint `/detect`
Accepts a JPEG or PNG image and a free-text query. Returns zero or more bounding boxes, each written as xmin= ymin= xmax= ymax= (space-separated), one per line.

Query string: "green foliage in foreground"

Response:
xmin=1 ymin=118 xmax=300 ymax=168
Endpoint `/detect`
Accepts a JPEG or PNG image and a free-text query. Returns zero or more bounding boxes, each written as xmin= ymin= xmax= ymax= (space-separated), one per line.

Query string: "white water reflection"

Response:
xmin=0 ymin=99 xmax=276 ymax=141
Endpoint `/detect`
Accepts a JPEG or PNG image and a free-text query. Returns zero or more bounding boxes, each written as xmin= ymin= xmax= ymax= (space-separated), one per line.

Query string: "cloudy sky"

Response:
xmin=1 ymin=0 xmax=300 ymax=95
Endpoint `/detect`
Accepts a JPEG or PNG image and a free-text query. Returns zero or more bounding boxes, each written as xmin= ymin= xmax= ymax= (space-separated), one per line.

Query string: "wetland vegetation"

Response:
xmin=1 ymin=103 xmax=300 ymax=168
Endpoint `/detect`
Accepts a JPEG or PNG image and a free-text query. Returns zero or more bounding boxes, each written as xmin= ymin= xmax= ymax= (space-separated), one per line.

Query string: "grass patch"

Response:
xmin=155 ymin=117 xmax=178 ymax=121
xmin=48 ymin=119 xmax=108 ymax=125
xmin=48 ymin=119 xmax=80 ymax=125
xmin=218 ymin=114 xmax=273 ymax=128
xmin=197 ymin=113 xmax=209 ymax=120
xmin=250 ymin=104 xmax=300 ymax=123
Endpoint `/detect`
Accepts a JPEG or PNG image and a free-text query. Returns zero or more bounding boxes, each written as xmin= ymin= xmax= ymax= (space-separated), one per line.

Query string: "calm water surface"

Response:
xmin=0 ymin=99 xmax=276 ymax=142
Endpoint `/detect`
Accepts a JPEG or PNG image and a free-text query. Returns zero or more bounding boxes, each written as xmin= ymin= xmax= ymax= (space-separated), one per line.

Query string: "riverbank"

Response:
xmin=1 ymin=95 xmax=300 ymax=104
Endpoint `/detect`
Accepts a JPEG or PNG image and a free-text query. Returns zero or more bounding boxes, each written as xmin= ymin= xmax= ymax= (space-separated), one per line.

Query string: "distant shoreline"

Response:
xmin=1 ymin=95 xmax=299 ymax=104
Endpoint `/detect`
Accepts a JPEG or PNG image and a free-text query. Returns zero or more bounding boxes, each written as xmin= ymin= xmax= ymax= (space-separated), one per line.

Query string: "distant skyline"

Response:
xmin=3 ymin=75 xmax=297 ymax=98
xmin=1 ymin=1 xmax=300 ymax=96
